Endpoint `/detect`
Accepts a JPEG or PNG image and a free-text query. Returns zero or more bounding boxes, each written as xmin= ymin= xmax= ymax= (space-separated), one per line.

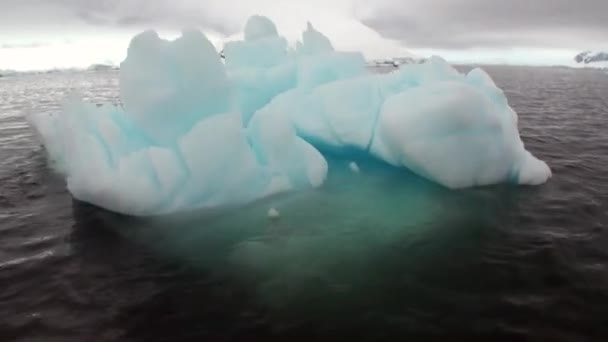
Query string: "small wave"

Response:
xmin=0 ymin=250 xmax=58 ymax=270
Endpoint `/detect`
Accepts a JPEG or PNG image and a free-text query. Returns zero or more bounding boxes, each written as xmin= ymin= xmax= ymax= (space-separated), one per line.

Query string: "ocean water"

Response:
xmin=1 ymin=66 xmax=608 ymax=341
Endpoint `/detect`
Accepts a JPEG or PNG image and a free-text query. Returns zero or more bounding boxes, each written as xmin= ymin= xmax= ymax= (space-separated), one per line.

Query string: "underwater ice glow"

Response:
xmin=29 ymin=16 xmax=551 ymax=216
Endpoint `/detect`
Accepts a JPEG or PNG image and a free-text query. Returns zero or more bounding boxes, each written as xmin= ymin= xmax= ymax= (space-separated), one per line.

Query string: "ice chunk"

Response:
xmin=29 ymin=15 xmax=551 ymax=216
xmin=29 ymin=25 xmax=329 ymax=216
xmin=370 ymin=81 xmax=551 ymax=188
xmin=120 ymin=30 xmax=232 ymax=145
xmin=223 ymin=16 xmax=287 ymax=69
xmin=267 ymin=207 xmax=280 ymax=219
xmin=515 ymin=151 xmax=553 ymax=186
xmin=244 ymin=15 xmax=279 ymax=41
xmin=296 ymin=22 xmax=334 ymax=55
xmin=256 ymin=57 xmax=551 ymax=189
xmin=349 ymin=162 xmax=360 ymax=174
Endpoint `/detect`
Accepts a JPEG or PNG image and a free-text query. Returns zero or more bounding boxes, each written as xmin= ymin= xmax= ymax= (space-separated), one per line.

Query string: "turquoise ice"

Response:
xmin=29 ymin=16 xmax=551 ymax=216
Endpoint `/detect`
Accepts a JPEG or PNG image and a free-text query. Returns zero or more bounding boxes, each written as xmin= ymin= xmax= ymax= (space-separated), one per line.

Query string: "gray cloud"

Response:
xmin=1 ymin=0 xmax=606 ymax=50
xmin=0 ymin=0 xmax=239 ymax=35
xmin=358 ymin=0 xmax=608 ymax=49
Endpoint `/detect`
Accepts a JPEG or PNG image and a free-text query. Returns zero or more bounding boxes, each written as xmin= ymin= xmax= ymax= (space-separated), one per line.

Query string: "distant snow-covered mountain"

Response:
xmin=574 ymin=51 xmax=608 ymax=68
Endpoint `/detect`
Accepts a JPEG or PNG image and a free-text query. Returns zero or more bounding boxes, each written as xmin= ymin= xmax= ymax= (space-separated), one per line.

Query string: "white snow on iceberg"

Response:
xmin=29 ymin=15 xmax=551 ymax=216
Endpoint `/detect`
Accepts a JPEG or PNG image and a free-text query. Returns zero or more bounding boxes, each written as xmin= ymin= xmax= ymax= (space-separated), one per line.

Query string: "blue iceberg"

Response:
xmin=29 ymin=16 xmax=551 ymax=216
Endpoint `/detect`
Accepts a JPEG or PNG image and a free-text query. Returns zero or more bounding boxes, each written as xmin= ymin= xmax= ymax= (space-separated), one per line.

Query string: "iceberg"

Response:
xmin=29 ymin=24 xmax=327 ymax=216
xmin=29 ymin=15 xmax=551 ymax=216
xmin=258 ymin=59 xmax=550 ymax=188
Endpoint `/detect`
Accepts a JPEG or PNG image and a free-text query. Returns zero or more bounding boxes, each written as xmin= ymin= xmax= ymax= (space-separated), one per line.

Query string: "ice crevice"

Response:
xmin=28 ymin=15 xmax=552 ymax=216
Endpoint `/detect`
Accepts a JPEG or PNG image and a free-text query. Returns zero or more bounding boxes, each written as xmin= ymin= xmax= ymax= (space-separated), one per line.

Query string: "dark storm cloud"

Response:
xmin=359 ymin=0 xmax=608 ymax=49
xmin=0 ymin=0 xmax=238 ymax=35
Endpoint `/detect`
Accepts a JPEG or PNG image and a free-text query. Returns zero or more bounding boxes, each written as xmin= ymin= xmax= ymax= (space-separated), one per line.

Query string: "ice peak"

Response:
xmin=297 ymin=21 xmax=334 ymax=55
xmin=244 ymin=15 xmax=279 ymax=42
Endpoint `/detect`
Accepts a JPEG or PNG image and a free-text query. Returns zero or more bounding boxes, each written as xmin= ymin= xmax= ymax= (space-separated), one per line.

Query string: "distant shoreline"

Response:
xmin=2 ymin=61 xmax=605 ymax=77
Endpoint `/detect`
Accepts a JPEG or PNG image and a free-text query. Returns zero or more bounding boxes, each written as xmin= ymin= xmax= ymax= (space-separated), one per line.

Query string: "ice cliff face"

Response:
xmin=28 ymin=16 xmax=551 ymax=216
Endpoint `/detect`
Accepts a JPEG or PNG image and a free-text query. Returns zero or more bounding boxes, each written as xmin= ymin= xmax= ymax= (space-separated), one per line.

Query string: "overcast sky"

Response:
xmin=1 ymin=0 xmax=606 ymax=70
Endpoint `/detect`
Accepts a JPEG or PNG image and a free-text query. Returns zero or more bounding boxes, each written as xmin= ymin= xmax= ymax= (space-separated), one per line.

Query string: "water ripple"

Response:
xmin=1 ymin=66 xmax=608 ymax=341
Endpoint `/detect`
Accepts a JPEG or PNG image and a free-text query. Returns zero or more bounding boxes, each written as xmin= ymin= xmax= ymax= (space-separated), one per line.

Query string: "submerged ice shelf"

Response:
xmin=29 ymin=15 xmax=551 ymax=216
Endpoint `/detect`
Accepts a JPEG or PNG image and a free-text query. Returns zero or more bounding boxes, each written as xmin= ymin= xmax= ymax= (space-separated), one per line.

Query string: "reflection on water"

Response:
xmin=70 ymin=156 xmax=525 ymax=336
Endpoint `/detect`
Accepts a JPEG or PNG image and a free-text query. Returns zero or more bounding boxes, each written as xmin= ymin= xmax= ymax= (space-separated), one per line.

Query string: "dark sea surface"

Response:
xmin=1 ymin=66 xmax=608 ymax=341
